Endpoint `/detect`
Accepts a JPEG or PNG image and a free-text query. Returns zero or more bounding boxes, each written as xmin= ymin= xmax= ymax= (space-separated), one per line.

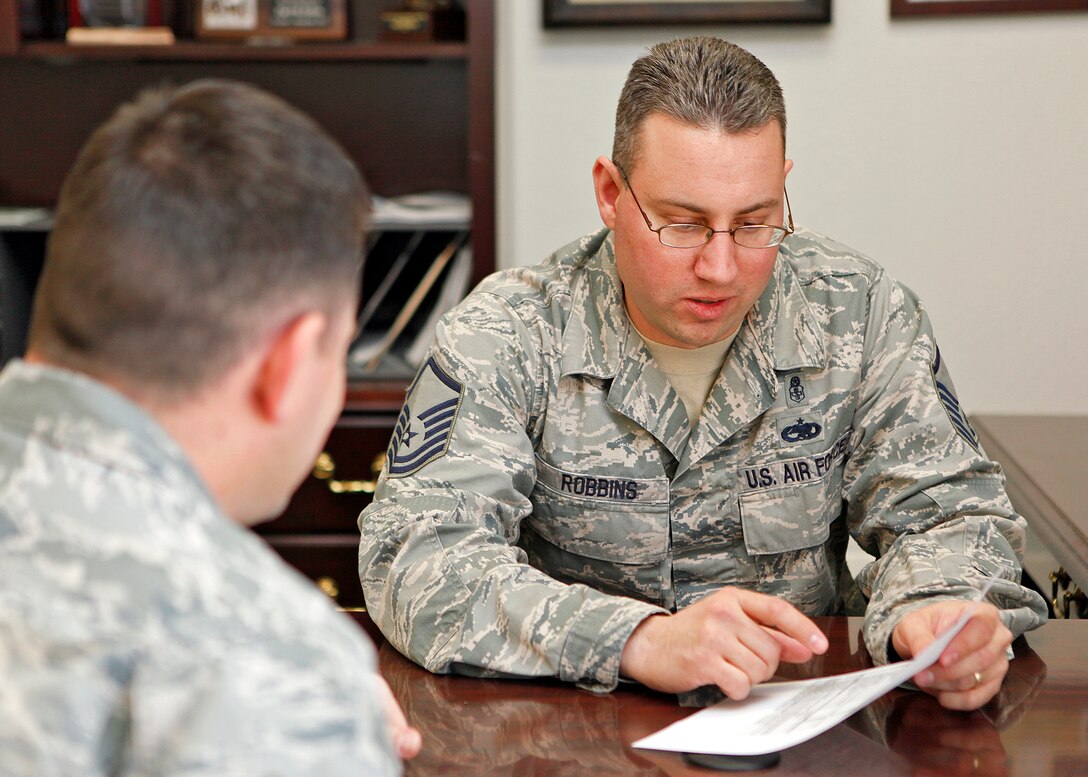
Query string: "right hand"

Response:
xmin=619 ymin=587 xmax=828 ymax=699
xmin=376 ymin=675 xmax=422 ymax=760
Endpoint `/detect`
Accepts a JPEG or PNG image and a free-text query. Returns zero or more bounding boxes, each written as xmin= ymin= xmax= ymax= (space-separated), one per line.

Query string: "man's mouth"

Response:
xmin=685 ymin=297 xmax=731 ymax=319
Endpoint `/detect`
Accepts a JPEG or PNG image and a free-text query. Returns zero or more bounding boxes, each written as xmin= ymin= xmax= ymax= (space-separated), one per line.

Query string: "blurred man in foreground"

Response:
xmin=0 ymin=79 xmax=419 ymax=775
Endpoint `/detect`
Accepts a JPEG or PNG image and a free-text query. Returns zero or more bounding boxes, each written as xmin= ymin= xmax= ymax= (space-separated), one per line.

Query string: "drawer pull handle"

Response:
xmin=316 ymin=576 xmax=340 ymax=600
xmin=1049 ymin=567 xmax=1087 ymax=619
xmin=312 ymin=452 xmax=384 ymax=494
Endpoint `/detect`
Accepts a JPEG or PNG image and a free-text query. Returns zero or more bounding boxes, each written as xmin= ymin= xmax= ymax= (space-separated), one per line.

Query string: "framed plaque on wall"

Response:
xmin=543 ymin=0 xmax=831 ymax=26
xmin=891 ymin=0 xmax=1088 ymax=15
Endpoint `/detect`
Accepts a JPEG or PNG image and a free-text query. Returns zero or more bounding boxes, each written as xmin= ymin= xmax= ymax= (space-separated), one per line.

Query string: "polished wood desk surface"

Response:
xmin=973 ymin=415 xmax=1088 ymax=594
xmin=351 ymin=614 xmax=1087 ymax=776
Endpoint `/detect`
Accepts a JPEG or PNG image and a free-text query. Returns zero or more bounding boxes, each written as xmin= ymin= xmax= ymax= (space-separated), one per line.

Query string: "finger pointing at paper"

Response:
xmin=620 ymin=587 xmax=829 ymax=699
xmin=891 ymin=600 xmax=1012 ymax=711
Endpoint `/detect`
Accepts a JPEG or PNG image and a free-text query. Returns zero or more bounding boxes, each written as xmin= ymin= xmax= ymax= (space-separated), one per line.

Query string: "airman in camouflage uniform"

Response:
xmin=359 ymin=37 xmax=1047 ymax=710
xmin=0 ymin=362 xmax=399 ymax=776
xmin=0 ymin=80 xmax=413 ymax=774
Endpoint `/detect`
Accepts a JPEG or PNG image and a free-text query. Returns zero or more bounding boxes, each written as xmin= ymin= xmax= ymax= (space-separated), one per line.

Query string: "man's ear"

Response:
xmin=592 ymin=156 xmax=624 ymax=230
xmin=252 ymin=311 xmax=327 ymax=424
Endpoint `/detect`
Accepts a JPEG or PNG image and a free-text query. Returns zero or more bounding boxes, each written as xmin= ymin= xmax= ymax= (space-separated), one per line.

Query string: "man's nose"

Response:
xmin=692 ymin=232 xmax=740 ymax=285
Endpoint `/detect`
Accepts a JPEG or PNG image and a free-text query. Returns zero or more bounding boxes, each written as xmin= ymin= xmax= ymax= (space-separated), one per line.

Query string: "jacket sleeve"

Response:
xmin=843 ymin=270 xmax=1048 ymax=662
xmin=358 ymin=291 xmax=664 ymax=692
xmin=130 ymin=637 xmax=399 ymax=776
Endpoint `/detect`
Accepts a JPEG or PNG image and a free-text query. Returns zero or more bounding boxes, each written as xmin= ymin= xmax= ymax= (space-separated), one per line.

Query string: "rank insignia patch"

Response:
xmin=386 ymin=357 xmax=464 ymax=477
xmin=785 ymin=373 xmax=809 ymax=407
xmin=931 ymin=346 xmax=980 ymax=451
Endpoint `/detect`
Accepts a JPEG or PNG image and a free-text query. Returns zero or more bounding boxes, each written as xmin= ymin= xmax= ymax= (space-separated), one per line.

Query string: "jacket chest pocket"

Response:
xmin=527 ymin=455 xmax=670 ymax=564
xmin=738 ymin=433 xmax=849 ymax=556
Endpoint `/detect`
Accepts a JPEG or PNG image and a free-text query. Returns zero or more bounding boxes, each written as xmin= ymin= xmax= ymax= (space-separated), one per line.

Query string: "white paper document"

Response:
xmin=634 ymin=581 xmax=997 ymax=756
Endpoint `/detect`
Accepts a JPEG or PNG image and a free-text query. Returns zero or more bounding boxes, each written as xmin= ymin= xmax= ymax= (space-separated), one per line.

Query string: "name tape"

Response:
xmin=535 ymin=456 xmax=669 ymax=504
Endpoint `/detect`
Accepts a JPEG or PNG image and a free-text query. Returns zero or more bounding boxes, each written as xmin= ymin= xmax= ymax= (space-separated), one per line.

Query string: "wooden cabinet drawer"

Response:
xmin=263 ymin=414 xmax=396 ymax=535
xmin=258 ymin=409 xmax=402 ymax=609
xmin=264 ymin=534 xmax=366 ymax=609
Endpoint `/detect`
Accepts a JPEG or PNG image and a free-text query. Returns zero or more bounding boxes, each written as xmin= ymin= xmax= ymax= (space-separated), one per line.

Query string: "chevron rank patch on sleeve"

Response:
xmin=931 ymin=346 xmax=980 ymax=451
xmin=387 ymin=356 xmax=464 ymax=477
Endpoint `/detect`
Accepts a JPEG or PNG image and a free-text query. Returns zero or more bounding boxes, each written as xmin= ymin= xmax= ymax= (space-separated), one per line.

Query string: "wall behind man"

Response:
xmin=495 ymin=1 xmax=1088 ymax=415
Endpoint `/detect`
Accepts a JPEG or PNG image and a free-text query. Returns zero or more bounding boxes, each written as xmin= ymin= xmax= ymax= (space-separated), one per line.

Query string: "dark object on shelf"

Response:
xmin=78 ymin=0 xmax=149 ymax=26
xmin=379 ymin=0 xmax=463 ymax=42
xmin=67 ymin=0 xmax=168 ymax=28
xmin=19 ymin=0 xmax=68 ymax=39
xmin=0 ymin=213 xmax=51 ymax=367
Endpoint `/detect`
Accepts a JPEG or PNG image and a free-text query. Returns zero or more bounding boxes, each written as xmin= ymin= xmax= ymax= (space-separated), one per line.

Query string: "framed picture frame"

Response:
xmin=891 ymin=0 xmax=1088 ymax=16
xmin=542 ymin=1 xmax=831 ymax=27
xmin=196 ymin=0 xmax=347 ymax=40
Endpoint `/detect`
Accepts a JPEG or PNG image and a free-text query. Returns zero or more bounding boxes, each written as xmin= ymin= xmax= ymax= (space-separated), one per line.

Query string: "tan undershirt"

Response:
xmin=633 ymin=323 xmax=738 ymax=427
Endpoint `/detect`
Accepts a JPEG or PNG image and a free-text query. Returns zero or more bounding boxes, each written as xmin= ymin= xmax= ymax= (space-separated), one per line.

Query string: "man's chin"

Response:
xmin=232 ymin=493 xmax=291 ymax=527
xmin=670 ymin=325 xmax=740 ymax=350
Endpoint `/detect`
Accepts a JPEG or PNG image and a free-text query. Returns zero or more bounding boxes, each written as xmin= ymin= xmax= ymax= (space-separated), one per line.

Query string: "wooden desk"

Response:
xmin=974 ymin=415 xmax=1088 ymax=616
xmin=353 ymin=614 xmax=1088 ymax=776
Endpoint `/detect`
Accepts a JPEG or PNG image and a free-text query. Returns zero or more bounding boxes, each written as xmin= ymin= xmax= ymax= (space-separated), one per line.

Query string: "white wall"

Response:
xmin=495 ymin=1 xmax=1088 ymax=415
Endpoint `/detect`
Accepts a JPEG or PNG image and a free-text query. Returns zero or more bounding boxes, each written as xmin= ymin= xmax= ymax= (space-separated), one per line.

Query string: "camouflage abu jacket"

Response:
xmin=359 ymin=227 xmax=1047 ymax=693
xmin=0 ymin=361 xmax=399 ymax=776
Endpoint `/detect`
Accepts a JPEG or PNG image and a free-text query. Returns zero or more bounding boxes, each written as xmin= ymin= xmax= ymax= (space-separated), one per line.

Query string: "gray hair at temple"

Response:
xmin=611 ymin=36 xmax=787 ymax=174
xmin=29 ymin=79 xmax=368 ymax=401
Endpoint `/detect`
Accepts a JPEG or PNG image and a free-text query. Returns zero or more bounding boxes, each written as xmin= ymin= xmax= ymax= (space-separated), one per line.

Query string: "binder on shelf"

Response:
xmin=352 ymin=230 xmax=425 ymax=339
xmin=348 ymin=229 xmax=471 ymax=380
xmin=402 ymin=242 xmax=471 ymax=367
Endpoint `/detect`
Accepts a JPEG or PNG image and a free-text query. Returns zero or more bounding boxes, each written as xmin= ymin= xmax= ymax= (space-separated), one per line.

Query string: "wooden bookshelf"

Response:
xmin=0 ymin=0 xmax=495 ymax=607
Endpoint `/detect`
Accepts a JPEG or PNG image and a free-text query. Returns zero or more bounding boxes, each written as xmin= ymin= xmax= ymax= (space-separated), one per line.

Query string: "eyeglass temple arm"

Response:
xmin=615 ymin=162 xmax=660 ymax=233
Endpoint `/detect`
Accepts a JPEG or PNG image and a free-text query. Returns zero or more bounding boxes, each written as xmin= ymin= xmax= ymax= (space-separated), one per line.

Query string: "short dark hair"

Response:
xmin=29 ymin=79 xmax=368 ymax=398
xmin=612 ymin=36 xmax=787 ymax=174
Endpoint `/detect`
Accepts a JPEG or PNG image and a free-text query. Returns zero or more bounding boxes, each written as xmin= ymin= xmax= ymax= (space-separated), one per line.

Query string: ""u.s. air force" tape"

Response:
xmin=738 ymin=432 xmax=852 ymax=493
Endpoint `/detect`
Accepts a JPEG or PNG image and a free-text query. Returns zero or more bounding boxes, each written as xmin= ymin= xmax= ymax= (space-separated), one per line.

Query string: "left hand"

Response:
xmin=891 ymin=600 xmax=1012 ymax=711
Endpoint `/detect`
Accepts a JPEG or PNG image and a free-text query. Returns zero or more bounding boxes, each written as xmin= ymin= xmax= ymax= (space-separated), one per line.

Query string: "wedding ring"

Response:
xmin=973 ymin=671 xmax=983 ymax=688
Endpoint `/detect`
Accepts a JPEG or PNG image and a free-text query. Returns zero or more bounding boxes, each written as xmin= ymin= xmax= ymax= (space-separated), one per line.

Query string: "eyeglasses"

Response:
xmin=616 ymin=163 xmax=794 ymax=250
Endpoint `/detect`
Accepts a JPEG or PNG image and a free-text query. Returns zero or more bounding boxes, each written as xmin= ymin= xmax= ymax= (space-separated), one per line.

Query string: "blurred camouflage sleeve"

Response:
xmin=358 ymin=290 xmax=664 ymax=693
xmin=843 ymin=270 xmax=1048 ymax=662
xmin=126 ymin=645 xmax=398 ymax=775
